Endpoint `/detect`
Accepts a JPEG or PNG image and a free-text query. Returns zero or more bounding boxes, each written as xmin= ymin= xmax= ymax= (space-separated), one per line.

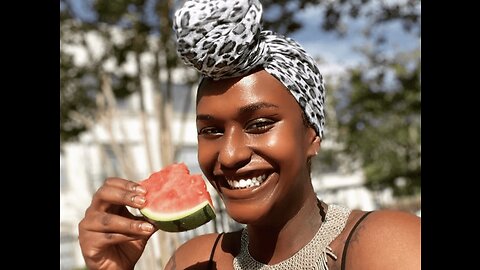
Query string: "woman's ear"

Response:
xmin=306 ymin=128 xmax=321 ymax=158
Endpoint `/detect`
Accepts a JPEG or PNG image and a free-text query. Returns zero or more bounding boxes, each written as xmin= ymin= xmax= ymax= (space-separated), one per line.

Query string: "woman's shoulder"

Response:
xmin=342 ymin=209 xmax=420 ymax=270
xmin=164 ymin=229 xmax=243 ymax=270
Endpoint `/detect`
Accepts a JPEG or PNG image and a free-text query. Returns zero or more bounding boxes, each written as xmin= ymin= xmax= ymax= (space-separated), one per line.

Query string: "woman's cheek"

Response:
xmin=197 ymin=141 xmax=216 ymax=179
xmin=264 ymin=129 xmax=303 ymax=161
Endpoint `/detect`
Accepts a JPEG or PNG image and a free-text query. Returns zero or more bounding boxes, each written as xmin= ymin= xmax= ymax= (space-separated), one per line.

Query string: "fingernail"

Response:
xmin=141 ymin=223 xmax=154 ymax=232
xmin=133 ymin=196 xmax=146 ymax=205
xmin=135 ymin=185 xmax=147 ymax=194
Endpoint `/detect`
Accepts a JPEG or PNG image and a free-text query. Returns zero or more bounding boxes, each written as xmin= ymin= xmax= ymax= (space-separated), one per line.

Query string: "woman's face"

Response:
xmin=196 ymin=69 xmax=319 ymax=225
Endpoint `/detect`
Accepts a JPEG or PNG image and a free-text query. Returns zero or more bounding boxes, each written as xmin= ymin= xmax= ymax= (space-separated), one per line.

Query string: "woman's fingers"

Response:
xmin=78 ymin=177 xmax=154 ymax=269
xmin=103 ymin=177 xmax=146 ymax=194
xmin=90 ymin=178 xmax=147 ymax=211
xmin=79 ymin=230 xmax=149 ymax=248
xmin=81 ymin=210 xmax=156 ymax=236
xmin=78 ymin=229 xmax=150 ymax=268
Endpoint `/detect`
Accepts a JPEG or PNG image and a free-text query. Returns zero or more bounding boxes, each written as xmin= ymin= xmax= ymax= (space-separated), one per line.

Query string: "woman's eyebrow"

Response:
xmin=238 ymin=102 xmax=278 ymax=114
xmin=196 ymin=114 xmax=214 ymax=121
xmin=197 ymin=102 xmax=278 ymax=121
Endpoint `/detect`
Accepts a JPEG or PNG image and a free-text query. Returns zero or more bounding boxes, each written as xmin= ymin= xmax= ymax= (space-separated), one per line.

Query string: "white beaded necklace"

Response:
xmin=233 ymin=204 xmax=351 ymax=270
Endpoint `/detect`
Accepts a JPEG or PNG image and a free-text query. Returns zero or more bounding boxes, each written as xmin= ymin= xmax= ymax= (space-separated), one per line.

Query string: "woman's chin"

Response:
xmin=224 ymin=200 xmax=270 ymax=225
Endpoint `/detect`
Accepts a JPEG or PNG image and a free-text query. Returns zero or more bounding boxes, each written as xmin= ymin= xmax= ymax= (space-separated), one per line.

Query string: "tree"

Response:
xmin=60 ymin=0 xmax=187 ymax=267
xmin=60 ymin=0 xmax=142 ymax=144
xmin=261 ymin=0 xmax=421 ymax=197
xmin=334 ymin=49 xmax=420 ymax=196
xmin=313 ymin=0 xmax=421 ymax=197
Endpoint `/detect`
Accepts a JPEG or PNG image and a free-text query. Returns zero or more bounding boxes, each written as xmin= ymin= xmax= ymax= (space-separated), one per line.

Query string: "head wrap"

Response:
xmin=173 ymin=0 xmax=326 ymax=138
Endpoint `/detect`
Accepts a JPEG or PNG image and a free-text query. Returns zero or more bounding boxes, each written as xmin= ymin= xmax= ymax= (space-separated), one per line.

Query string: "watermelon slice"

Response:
xmin=139 ymin=163 xmax=216 ymax=232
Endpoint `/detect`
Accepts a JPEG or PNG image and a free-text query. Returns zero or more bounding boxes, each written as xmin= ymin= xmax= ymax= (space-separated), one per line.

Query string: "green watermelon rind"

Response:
xmin=140 ymin=200 xmax=216 ymax=232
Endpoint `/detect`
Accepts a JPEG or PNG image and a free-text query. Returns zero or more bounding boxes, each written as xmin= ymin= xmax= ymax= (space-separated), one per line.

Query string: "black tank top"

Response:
xmin=206 ymin=211 xmax=373 ymax=270
xmin=207 ymin=232 xmax=224 ymax=270
xmin=340 ymin=211 xmax=374 ymax=270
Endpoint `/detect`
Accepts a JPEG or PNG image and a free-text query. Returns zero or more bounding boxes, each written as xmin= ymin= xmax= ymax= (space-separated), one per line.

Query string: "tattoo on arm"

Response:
xmin=349 ymin=223 xmax=365 ymax=245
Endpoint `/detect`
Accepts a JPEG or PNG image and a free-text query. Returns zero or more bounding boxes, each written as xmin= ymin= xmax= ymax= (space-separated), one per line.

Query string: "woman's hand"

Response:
xmin=78 ymin=178 xmax=158 ymax=270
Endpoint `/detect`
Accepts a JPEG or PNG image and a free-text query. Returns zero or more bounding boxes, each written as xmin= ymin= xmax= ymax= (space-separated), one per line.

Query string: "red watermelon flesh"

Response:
xmin=139 ymin=163 xmax=216 ymax=232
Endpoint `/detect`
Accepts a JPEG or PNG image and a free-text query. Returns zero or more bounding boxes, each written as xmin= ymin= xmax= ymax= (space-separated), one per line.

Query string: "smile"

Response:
xmin=226 ymin=174 xmax=267 ymax=189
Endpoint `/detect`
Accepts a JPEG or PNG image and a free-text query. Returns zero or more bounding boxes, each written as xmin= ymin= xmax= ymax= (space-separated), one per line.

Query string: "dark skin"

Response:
xmin=78 ymin=178 xmax=158 ymax=269
xmin=78 ymin=69 xmax=420 ymax=270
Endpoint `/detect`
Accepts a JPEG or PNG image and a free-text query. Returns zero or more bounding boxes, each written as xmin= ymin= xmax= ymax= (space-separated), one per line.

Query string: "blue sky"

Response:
xmin=289 ymin=4 xmax=420 ymax=69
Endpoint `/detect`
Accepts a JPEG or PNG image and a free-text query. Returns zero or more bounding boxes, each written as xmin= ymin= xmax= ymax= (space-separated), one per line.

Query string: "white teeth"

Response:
xmin=227 ymin=174 xmax=266 ymax=189
xmin=239 ymin=179 xmax=247 ymax=188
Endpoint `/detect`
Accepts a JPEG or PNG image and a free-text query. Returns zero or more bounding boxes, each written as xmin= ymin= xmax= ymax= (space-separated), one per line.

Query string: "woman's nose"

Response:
xmin=217 ymin=126 xmax=251 ymax=169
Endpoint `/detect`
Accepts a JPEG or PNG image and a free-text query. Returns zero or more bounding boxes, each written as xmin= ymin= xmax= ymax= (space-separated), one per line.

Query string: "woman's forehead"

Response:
xmin=196 ymin=70 xmax=300 ymax=114
xmin=198 ymin=69 xmax=285 ymax=98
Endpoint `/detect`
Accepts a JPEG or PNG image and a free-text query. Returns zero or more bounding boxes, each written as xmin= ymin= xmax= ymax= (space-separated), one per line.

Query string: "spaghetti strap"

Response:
xmin=207 ymin=232 xmax=224 ymax=270
xmin=340 ymin=211 xmax=374 ymax=270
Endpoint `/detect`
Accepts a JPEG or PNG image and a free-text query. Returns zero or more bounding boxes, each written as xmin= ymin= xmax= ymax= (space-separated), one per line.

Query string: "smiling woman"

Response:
xmin=77 ymin=0 xmax=421 ymax=269
xmin=196 ymin=69 xmax=320 ymax=226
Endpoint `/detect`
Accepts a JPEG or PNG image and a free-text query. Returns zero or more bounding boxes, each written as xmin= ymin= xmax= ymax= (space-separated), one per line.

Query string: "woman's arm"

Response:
xmin=343 ymin=210 xmax=421 ymax=270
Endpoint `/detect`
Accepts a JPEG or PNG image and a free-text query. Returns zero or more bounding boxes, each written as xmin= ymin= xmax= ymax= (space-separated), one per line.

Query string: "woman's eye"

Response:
xmin=198 ymin=127 xmax=223 ymax=136
xmin=245 ymin=118 xmax=275 ymax=133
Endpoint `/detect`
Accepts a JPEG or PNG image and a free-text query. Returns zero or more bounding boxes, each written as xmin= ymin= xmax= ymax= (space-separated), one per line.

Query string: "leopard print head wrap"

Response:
xmin=173 ymin=0 xmax=326 ymax=138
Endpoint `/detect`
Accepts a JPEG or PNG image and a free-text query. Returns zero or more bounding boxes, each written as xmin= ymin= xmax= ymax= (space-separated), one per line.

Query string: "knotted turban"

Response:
xmin=173 ymin=0 xmax=326 ymax=138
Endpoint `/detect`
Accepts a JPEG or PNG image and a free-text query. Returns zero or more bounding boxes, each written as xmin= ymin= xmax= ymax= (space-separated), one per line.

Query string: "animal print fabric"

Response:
xmin=173 ymin=0 xmax=326 ymax=138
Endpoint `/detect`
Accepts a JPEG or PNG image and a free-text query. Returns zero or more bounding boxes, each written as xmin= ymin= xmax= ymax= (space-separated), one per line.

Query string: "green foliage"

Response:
xmin=60 ymin=0 xmax=179 ymax=144
xmin=335 ymin=50 xmax=420 ymax=196
xmin=261 ymin=0 xmax=306 ymax=34
xmin=94 ymin=0 xmax=146 ymax=24
xmin=262 ymin=0 xmax=420 ymax=39
xmin=60 ymin=51 xmax=93 ymax=143
xmin=315 ymin=0 xmax=420 ymax=37
xmin=299 ymin=0 xmax=421 ymax=197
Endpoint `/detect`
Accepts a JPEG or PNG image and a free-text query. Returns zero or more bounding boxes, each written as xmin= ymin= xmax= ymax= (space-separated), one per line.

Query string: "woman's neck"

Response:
xmin=246 ymin=193 xmax=326 ymax=264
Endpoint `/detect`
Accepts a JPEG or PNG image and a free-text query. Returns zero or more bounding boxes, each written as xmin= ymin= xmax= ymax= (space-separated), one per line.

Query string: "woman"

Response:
xmin=78 ymin=0 xmax=420 ymax=269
